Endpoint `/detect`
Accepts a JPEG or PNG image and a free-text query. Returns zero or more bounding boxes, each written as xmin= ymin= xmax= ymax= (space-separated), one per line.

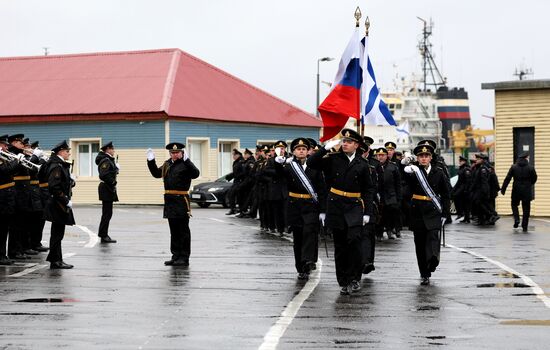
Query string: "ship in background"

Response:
xmin=354 ymin=17 xmax=472 ymax=159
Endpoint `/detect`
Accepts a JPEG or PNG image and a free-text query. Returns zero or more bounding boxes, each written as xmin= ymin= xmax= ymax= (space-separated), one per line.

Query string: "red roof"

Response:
xmin=0 ymin=49 xmax=321 ymax=127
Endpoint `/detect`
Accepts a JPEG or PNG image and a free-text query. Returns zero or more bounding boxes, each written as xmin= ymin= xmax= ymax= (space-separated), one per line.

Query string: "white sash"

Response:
xmin=290 ymin=159 xmax=318 ymax=203
xmin=410 ymin=164 xmax=442 ymax=213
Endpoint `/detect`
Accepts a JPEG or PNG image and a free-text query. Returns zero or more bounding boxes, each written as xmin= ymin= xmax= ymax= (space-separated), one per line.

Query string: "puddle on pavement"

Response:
xmin=16 ymin=298 xmax=77 ymax=303
xmin=416 ymin=306 xmax=440 ymax=311
xmin=476 ymin=283 xmax=529 ymax=288
xmin=512 ymin=293 xmax=550 ymax=297
xmin=501 ymin=320 xmax=550 ymax=326
xmin=426 ymin=336 xmax=446 ymax=340
xmin=463 ymin=268 xmax=490 ymax=273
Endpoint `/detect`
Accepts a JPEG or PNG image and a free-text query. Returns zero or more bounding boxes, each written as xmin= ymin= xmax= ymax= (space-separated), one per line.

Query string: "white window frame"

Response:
xmin=70 ymin=138 xmax=102 ymax=179
xmin=218 ymin=139 xmax=239 ymax=177
xmin=186 ymin=137 xmax=209 ymax=177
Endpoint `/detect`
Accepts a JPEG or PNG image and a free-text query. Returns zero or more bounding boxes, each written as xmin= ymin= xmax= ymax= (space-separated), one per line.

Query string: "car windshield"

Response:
xmin=216 ymin=174 xmax=231 ymax=183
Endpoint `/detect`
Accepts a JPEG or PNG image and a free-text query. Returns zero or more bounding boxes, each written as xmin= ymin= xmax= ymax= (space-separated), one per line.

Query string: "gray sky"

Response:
xmin=2 ymin=0 xmax=548 ymax=130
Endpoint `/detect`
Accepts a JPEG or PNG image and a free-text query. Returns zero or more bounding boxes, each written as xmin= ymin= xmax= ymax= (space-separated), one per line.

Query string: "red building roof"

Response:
xmin=0 ymin=49 xmax=321 ymax=127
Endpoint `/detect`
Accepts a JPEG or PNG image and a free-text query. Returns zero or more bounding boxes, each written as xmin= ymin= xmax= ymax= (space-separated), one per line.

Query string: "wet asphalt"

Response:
xmin=1 ymin=205 xmax=550 ymax=349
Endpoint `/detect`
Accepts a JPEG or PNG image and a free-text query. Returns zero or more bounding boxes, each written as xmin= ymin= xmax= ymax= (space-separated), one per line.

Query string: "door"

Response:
xmin=513 ymin=127 xmax=535 ymax=166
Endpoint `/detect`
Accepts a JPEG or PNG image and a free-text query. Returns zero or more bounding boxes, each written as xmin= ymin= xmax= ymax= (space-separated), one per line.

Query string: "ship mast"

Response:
xmin=417 ymin=17 xmax=446 ymax=92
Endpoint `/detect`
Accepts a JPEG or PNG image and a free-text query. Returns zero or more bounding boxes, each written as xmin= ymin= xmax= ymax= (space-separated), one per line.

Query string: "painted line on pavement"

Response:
xmin=76 ymin=225 xmax=99 ymax=248
xmin=259 ymin=259 xmax=323 ymax=350
xmin=8 ymin=253 xmax=76 ymax=277
xmin=446 ymin=243 xmax=550 ymax=309
xmin=534 ymin=218 xmax=550 ymax=224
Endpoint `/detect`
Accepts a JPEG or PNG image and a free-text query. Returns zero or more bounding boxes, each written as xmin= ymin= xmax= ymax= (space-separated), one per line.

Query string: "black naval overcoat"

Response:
xmin=148 ymin=157 xmax=200 ymax=219
xmin=501 ymin=157 xmax=538 ymax=201
xmin=0 ymin=158 xmax=18 ymax=216
xmin=307 ymin=148 xmax=375 ymax=230
xmin=275 ymin=157 xmax=327 ymax=227
xmin=43 ymin=156 xmax=75 ymax=225
xmin=405 ymin=163 xmax=450 ymax=231
xmin=95 ymin=151 xmax=119 ymax=202
xmin=376 ymin=161 xmax=402 ymax=206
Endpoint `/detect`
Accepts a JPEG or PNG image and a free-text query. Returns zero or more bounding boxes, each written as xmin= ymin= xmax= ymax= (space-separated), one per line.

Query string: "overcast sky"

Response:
xmin=2 ymin=0 xmax=548 ymax=129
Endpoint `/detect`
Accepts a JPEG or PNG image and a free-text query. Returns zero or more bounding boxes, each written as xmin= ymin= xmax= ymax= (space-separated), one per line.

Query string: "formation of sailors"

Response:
xmin=224 ymin=130 xmax=504 ymax=293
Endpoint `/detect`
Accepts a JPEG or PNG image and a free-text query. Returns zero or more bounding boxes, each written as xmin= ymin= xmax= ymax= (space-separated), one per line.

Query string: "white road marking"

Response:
xmin=534 ymin=218 xmax=550 ymax=224
xmin=446 ymin=243 xmax=550 ymax=309
xmin=76 ymin=225 xmax=99 ymax=248
xmin=258 ymin=259 xmax=323 ymax=350
xmin=116 ymin=208 xmax=130 ymax=213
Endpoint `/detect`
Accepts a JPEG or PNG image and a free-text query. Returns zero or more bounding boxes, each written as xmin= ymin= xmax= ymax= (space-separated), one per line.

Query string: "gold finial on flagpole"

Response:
xmin=365 ymin=16 xmax=370 ymax=36
xmin=354 ymin=7 xmax=362 ymax=27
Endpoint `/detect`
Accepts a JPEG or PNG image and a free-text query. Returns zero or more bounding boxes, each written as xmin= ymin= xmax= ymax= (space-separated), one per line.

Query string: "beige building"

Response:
xmin=482 ymin=79 xmax=549 ymax=216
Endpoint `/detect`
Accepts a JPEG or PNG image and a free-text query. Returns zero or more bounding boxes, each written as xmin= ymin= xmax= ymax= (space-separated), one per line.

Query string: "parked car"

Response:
xmin=189 ymin=174 xmax=233 ymax=208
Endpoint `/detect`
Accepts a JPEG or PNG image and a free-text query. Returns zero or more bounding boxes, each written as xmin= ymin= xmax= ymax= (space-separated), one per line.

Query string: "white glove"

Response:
xmin=16 ymin=153 xmax=25 ymax=162
xmin=66 ymin=200 xmax=73 ymax=208
xmin=319 ymin=213 xmax=326 ymax=225
xmin=404 ymin=165 xmax=414 ymax=174
xmin=146 ymin=148 xmax=155 ymax=161
xmin=115 ymin=163 xmax=120 ymax=170
xmin=70 ymin=174 xmax=76 ymax=182
xmin=32 ymin=148 xmax=44 ymax=158
xmin=183 ymin=149 xmax=189 ymax=162
xmin=363 ymin=215 xmax=370 ymax=225
xmin=285 ymin=157 xmax=293 ymax=164
xmin=275 ymin=156 xmax=285 ymax=164
xmin=275 ymin=147 xmax=283 ymax=157
xmin=324 ymin=139 xmax=341 ymax=150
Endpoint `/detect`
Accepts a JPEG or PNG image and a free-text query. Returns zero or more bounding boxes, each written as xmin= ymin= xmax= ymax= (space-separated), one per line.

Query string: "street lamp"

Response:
xmin=316 ymin=57 xmax=334 ymax=117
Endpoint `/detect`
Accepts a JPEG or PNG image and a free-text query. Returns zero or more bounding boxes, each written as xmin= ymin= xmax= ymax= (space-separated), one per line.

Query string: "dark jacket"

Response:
xmin=148 ymin=157 xmax=200 ymax=219
xmin=307 ymin=148 xmax=375 ymax=230
xmin=470 ymin=162 xmax=491 ymax=201
xmin=452 ymin=163 xmax=472 ymax=198
xmin=43 ymin=155 xmax=75 ymax=225
xmin=501 ymin=158 xmax=538 ymax=201
xmin=376 ymin=160 xmax=402 ymax=206
xmin=275 ymin=157 xmax=327 ymax=227
xmin=0 ymin=157 xmax=19 ymax=216
xmin=96 ymin=151 xmax=119 ymax=202
xmin=225 ymin=156 xmax=245 ymax=183
xmin=8 ymin=145 xmax=39 ymax=212
xmin=405 ymin=163 xmax=451 ymax=231
xmin=263 ymin=157 xmax=288 ymax=201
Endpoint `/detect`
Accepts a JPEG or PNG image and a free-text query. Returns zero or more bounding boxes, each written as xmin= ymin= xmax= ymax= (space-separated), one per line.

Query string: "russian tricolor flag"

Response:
xmin=318 ymin=27 xmax=362 ymax=141
xmin=318 ymin=27 xmax=396 ymax=141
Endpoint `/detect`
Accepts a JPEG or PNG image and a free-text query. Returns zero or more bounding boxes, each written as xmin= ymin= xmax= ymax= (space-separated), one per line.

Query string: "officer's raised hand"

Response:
xmin=146 ymin=148 xmax=155 ymax=161
xmin=324 ymin=139 xmax=341 ymax=150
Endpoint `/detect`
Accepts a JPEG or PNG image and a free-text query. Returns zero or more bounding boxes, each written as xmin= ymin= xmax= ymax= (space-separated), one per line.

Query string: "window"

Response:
xmin=188 ymin=139 xmax=208 ymax=175
xmin=218 ymin=141 xmax=237 ymax=176
xmin=77 ymin=142 xmax=100 ymax=177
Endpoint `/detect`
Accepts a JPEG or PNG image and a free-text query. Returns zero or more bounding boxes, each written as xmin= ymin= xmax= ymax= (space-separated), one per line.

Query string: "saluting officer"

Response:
xmin=147 ymin=143 xmax=200 ymax=266
xmin=95 ymin=141 xmax=118 ymax=243
xmin=43 ymin=140 xmax=76 ymax=269
xmin=274 ymin=138 xmax=326 ymax=280
xmin=308 ymin=129 xmax=375 ymax=295
xmin=500 ymin=152 xmax=538 ymax=232
xmin=0 ymin=134 xmax=19 ymax=265
xmin=402 ymin=144 xmax=450 ymax=285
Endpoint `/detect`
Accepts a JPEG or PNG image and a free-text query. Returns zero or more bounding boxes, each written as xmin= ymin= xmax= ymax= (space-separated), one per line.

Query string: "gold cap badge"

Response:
xmin=422 ymin=147 xmax=428 ymax=153
xmin=172 ymin=144 xmax=177 ymax=150
xmin=344 ymin=131 xmax=350 ymax=137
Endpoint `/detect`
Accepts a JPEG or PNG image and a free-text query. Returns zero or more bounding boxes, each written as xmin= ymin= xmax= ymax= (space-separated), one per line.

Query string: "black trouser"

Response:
xmin=413 ymin=228 xmax=440 ymax=278
xmin=167 ymin=217 xmax=191 ymax=261
xmin=227 ymin=183 xmax=241 ymax=210
xmin=360 ymin=224 xmax=376 ymax=269
xmin=8 ymin=210 xmax=29 ymax=257
xmin=0 ymin=213 xmax=10 ymax=258
xmin=268 ymin=200 xmax=285 ymax=233
xmin=376 ymin=203 xmax=400 ymax=236
xmin=291 ymin=225 xmax=318 ymax=273
xmin=512 ymin=198 xmax=531 ymax=229
xmin=460 ymin=193 xmax=471 ymax=220
xmin=474 ymin=197 xmax=492 ymax=224
xmin=332 ymin=226 xmax=362 ymax=287
xmin=98 ymin=201 xmax=113 ymax=238
xmin=46 ymin=222 xmax=66 ymax=263
xmin=259 ymin=199 xmax=268 ymax=228
xmin=29 ymin=211 xmax=46 ymax=248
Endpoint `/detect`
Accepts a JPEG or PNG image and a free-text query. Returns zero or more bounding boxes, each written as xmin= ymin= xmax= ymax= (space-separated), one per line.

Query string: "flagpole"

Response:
xmin=361 ymin=16 xmax=370 ymax=137
xmin=354 ymin=7 xmax=362 ymax=135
